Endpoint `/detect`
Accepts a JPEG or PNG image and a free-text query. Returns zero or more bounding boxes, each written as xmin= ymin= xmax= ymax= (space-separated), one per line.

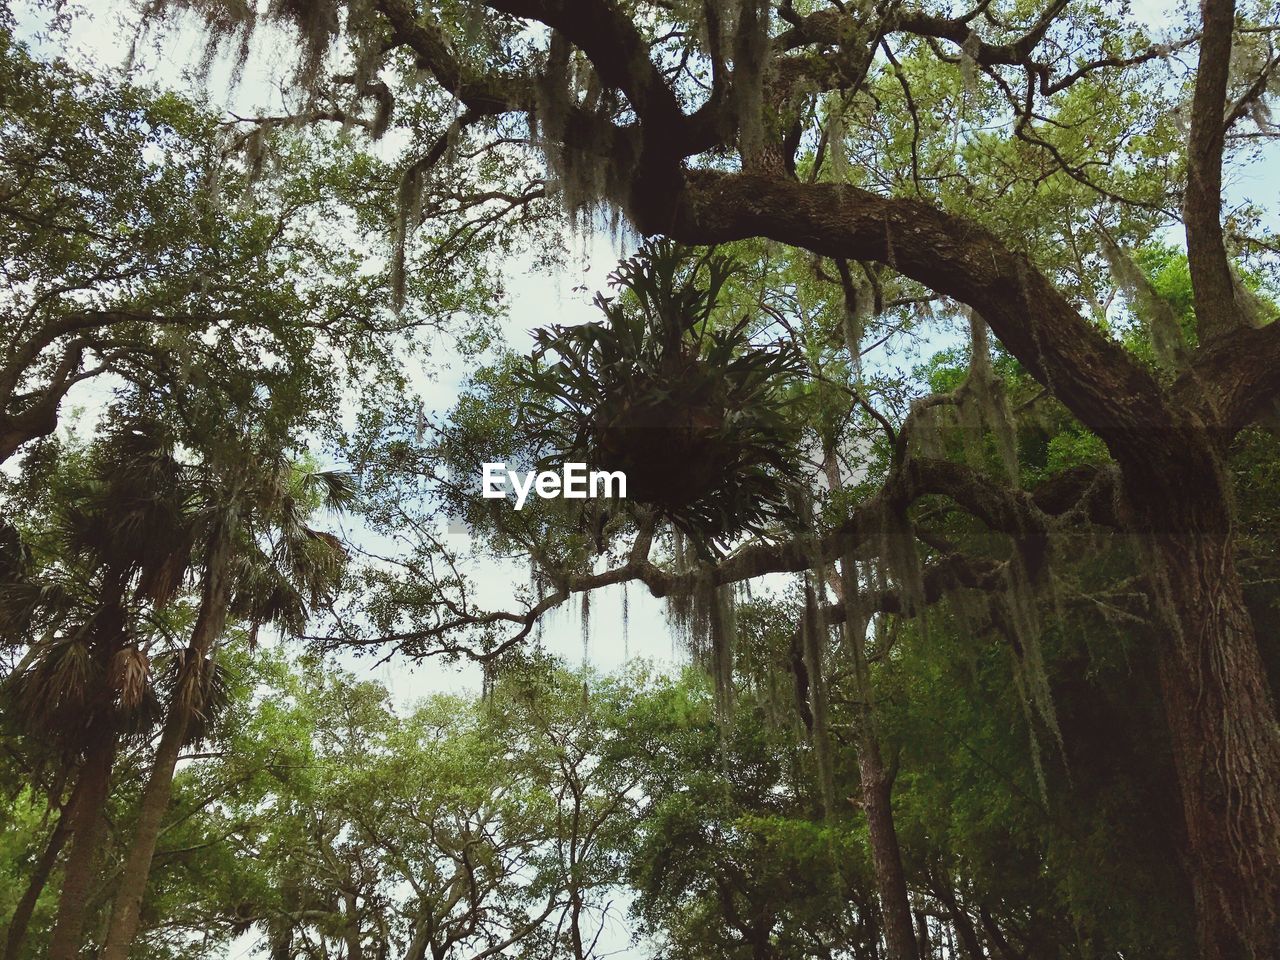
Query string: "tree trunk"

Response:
xmin=47 ymin=727 xmax=116 ymax=960
xmin=1149 ymin=527 xmax=1280 ymax=960
xmin=932 ymin=881 xmax=984 ymax=960
xmin=977 ymin=907 xmax=1022 ymax=960
xmin=99 ymin=535 xmax=233 ymax=960
xmin=857 ymin=739 xmax=918 ymax=960
xmin=342 ymin=892 xmax=364 ymax=960
xmin=837 ymin=564 xmax=917 ymax=960
xmin=823 ymin=416 xmax=918 ymax=960
xmin=914 ymin=910 xmax=931 ymax=960
xmin=3 ymin=786 xmax=77 ymax=960
xmin=96 ymin=692 xmax=190 ymax=960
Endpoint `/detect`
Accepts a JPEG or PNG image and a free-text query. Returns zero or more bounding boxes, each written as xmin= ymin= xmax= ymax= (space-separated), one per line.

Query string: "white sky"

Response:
xmin=17 ymin=0 xmax=1280 ymax=705
xmin=12 ymin=1 xmax=691 ymax=707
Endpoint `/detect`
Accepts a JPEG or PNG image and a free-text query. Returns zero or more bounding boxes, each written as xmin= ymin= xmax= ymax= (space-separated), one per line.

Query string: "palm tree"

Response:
xmin=1 ymin=417 xmax=195 ymax=960
xmin=99 ymin=455 xmax=352 ymax=960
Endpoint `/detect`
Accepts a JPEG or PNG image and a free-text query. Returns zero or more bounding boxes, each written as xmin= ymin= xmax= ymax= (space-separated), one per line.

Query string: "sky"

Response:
xmin=16 ymin=0 xmax=1280 ymax=708
xmin=12 ymin=1 xmax=692 ymax=709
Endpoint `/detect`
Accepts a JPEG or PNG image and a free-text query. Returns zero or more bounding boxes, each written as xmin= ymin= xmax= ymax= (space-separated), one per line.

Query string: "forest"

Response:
xmin=1 ymin=0 xmax=1279 ymax=957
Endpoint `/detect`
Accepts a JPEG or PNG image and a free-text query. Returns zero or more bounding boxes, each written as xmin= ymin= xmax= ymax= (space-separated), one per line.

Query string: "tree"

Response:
xmin=98 ymin=453 xmax=352 ymax=960
xmin=149 ymin=0 xmax=1280 ymax=953
xmin=0 ymin=20 xmax=424 ymax=466
xmin=165 ymin=656 xmax=634 ymax=960
xmin=1 ymin=417 xmax=196 ymax=960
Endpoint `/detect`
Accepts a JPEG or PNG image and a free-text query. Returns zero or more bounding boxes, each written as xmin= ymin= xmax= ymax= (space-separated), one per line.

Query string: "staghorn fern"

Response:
xmin=513 ymin=240 xmax=809 ymax=545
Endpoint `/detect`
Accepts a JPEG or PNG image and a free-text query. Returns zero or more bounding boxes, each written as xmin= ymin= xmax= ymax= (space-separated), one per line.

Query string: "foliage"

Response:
xmin=4 ymin=0 xmax=1280 ymax=958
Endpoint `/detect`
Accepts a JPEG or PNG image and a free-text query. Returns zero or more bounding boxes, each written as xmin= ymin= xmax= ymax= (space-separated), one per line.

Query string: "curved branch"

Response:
xmin=665 ymin=170 xmax=1178 ymax=468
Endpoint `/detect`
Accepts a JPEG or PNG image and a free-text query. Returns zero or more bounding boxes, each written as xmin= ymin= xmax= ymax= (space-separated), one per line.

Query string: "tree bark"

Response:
xmin=857 ymin=740 xmax=918 ymax=960
xmin=914 ymin=910 xmax=931 ymax=960
xmin=836 ymin=573 xmax=916 ymax=960
xmin=1148 ymin=525 xmax=1280 ymax=959
xmin=46 ymin=726 xmax=116 ymax=960
xmin=99 ymin=532 xmax=233 ymax=960
xmin=1183 ymin=0 xmax=1241 ymax=343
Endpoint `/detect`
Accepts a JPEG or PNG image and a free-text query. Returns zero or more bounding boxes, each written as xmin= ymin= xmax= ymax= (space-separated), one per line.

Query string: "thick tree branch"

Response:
xmin=376 ymin=0 xmax=526 ymax=114
xmin=1179 ymin=320 xmax=1280 ymax=436
xmin=664 ymin=170 xmax=1178 ymax=468
xmin=1184 ymin=0 xmax=1240 ymax=342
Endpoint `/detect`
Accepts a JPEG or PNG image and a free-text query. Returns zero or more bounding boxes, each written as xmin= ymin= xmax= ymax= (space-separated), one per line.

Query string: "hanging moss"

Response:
xmin=955 ymin=309 xmax=1020 ymax=484
xmin=709 ymin=583 xmax=736 ymax=719
xmin=732 ymin=0 xmax=770 ymax=166
xmin=1230 ymin=263 xmax=1279 ymax=328
xmin=621 ymin=580 xmax=630 ymax=662
xmin=389 ymin=161 xmax=425 ymax=313
xmin=531 ymin=33 xmax=629 ymax=232
xmin=803 ymin=581 xmax=837 ymax=819
xmin=580 ymin=588 xmax=591 ymax=663
xmin=663 ymin=561 xmax=736 ymax=721
xmin=960 ymin=29 xmax=981 ymax=96
xmin=911 ymin=402 xmax=948 ymax=462
xmin=996 ymin=553 xmax=1066 ymax=800
xmin=876 ymin=503 xmax=925 ymax=618
xmin=1011 ymin=656 xmax=1050 ymax=801
xmin=827 ymin=97 xmax=849 ymax=184
xmin=143 ymin=0 xmax=340 ymax=93
xmin=1098 ymin=232 xmax=1188 ymax=369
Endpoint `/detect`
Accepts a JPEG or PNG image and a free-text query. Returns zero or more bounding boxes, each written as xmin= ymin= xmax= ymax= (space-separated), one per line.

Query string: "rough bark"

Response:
xmin=1147 ymin=529 xmax=1280 ymax=958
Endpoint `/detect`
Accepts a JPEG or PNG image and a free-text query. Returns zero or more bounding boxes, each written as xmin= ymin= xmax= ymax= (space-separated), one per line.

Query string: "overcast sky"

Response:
xmin=17 ymin=0 xmax=1280 ymax=706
